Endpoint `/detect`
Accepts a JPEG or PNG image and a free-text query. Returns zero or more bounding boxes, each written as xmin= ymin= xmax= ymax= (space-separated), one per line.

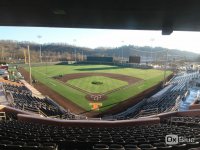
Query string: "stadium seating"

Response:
xmin=0 ymin=80 xmax=78 ymax=119
xmin=1 ymin=80 xmax=86 ymax=120
xmin=1 ymin=70 xmax=200 ymax=149
xmin=0 ymin=110 xmax=200 ymax=150
xmin=3 ymin=83 xmax=32 ymax=95
xmin=11 ymin=93 xmax=69 ymax=118
xmin=106 ymin=71 xmax=199 ymax=120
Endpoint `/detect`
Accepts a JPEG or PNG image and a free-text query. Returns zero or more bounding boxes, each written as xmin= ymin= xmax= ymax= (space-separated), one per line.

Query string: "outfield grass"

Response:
xmin=67 ymin=76 xmax=128 ymax=93
xmin=25 ymin=64 xmax=172 ymax=111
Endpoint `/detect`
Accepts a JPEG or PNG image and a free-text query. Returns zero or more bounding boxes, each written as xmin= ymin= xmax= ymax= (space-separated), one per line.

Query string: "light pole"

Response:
xmin=121 ymin=41 xmax=124 ymax=63
xmin=1 ymin=47 xmax=3 ymax=62
xmin=37 ymin=35 xmax=42 ymax=63
xmin=163 ymin=49 xmax=168 ymax=87
xmin=82 ymin=49 xmax=83 ymax=61
xmin=73 ymin=39 xmax=77 ymax=62
xmin=150 ymin=38 xmax=155 ymax=63
xmin=46 ymin=55 xmax=48 ymax=78
xmin=27 ymin=45 xmax=32 ymax=85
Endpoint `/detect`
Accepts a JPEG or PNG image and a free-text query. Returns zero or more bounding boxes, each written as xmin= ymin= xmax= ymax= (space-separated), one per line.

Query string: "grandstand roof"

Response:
xmin=1 ymin=0 xmax=200 ymax=34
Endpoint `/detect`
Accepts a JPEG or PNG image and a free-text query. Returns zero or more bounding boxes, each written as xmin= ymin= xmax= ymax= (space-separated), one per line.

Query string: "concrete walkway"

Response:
xmin=20 ymin=80 xmax=45 ymax=98
xmin=0 ymin=78 xmax=22 ymax=86
xmin=179 ymin=88 xmax=198 ymax=111
xmin=0 ymin=91 xmax=9 ymax=105
xmin=0 ymin=84 xmax=9 ymax=106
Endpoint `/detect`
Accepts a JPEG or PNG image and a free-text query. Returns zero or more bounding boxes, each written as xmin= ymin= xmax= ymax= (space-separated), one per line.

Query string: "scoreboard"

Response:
xmin=129 ymin=56 xmax=140 ymax=63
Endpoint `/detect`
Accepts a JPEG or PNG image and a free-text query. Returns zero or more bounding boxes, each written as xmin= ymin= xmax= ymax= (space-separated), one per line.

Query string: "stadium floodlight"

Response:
xmin=150 ymin=38 xmax=155 ymax=63
xmin=0 ymin=47 xmax=3 ymax=62
xmin=163 ymin=49 xmax=169 ymax=87
xmin=73 ymin=39 xmax=77 ymax=62
xmin=27 ymin=45 xmax=32 ymax=85
xmin=37 ymin=35 xmax=42 ymax=63
xmin=82 ymin=50 xmax=83 ymax=61
xmin=121 ymin=40 xmax=124 ymax=63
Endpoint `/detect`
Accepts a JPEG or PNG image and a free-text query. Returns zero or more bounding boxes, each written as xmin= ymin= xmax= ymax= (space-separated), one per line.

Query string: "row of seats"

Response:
xmin=12 ymin=93 xmax=69 ymax=118
xmin=1 ymin=80 xmax=86 ymax=120
xmin=136 ymin=72 xmax=199 ymax=117
xmin=167 ymin=116 xmax=200 ymax=127
xmin=0 ymin=140 xmax=57 ymax=150
xmin=0 ymin=116 xmax=200 ymax=150
xmin=107 ymin=72 xmax=199 ymax=120
xmin=3 ymin=83 xmax=32 ymax=95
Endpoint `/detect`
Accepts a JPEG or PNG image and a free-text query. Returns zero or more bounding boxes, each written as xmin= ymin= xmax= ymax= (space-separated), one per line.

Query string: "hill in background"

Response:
xmin=0 ymin=40 xmax=198 ymax=63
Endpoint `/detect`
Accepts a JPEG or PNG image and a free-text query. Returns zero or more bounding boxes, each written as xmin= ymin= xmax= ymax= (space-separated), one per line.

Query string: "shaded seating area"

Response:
xmin=0 ymin=108 xmax=200 ymax=149
xmin=3 ymin=83 xmax=32 ymax=95
xmin=0 ymin=80 xmax=86 ymax=120
xmin=11 ymin=93 xmax=68 ymax=118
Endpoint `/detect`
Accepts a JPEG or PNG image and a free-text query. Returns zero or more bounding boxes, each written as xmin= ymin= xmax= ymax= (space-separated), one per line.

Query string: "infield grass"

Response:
xmin=67 ymin=76 xmax=128 ymax=93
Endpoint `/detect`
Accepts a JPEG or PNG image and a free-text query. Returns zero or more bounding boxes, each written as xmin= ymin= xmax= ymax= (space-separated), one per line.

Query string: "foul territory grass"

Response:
xmin=25 ymin=64 xmax=172 ymax=112
xmin=67 ymin=76 xmax=128 ymax=93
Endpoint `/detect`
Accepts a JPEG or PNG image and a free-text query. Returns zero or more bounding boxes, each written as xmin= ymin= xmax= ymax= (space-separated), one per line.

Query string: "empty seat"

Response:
xmin=139 ymin=144 xmax=156 ymax=149
xmin=124 ymin=144 xmax=141 ymax=150
xmin=153 ymin=142 xmax=173 ymax=150
xmin=109 ymin=144 xmax=125 ymax=150
xmin=93 ymin=144 xmax=109 ymax=150
xmin=172 ymin=144 xmax=187 ymax=150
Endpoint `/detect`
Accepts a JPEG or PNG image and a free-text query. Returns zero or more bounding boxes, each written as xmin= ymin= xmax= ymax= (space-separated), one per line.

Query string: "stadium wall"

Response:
xmin=17 ymin=113 xmax=160 ymax=127
xmin=78 ymin=61 xmax=152 ymax=69
xmin=87 ymin=56 xmax=113 ymax=63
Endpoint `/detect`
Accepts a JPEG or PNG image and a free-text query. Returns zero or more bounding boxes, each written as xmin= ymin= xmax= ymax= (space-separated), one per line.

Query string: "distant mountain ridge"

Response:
xmin=94 ymin=45 xmax=198 ymax=61
xmin=0 ymin=40 xmax=198 ymax=62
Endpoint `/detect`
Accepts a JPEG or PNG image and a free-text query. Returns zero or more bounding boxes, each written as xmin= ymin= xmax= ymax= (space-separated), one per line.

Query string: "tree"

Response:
xmin=196 ymin=55 xmax=200 ymax=62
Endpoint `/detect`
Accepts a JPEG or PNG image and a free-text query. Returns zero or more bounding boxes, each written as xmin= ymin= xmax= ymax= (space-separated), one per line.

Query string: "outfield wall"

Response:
xmin=87 ymin=56 xmax=113 ymax=62
xmin=21 ymin=60 xmax=152 ymax=69
xmin=78 ymin=61 xmax=152 ymax=69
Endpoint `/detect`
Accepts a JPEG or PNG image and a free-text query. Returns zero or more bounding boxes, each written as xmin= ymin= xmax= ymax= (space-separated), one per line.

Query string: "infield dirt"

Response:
xmin=55 ymin=72 xmax=141 ymax=85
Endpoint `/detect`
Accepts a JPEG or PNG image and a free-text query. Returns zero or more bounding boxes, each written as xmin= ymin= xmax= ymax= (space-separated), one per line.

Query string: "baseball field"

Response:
xmin=24 ymin=64 xmax=172 ymax=112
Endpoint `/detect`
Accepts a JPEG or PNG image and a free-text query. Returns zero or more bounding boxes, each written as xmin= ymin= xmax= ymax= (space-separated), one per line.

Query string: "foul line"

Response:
xmin=49 ymin=82 xmax=56 ymax=86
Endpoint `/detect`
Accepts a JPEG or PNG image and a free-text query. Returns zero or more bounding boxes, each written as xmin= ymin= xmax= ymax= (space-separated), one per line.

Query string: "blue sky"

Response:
xmin=0 ymin=26 xmax=200 ymax=53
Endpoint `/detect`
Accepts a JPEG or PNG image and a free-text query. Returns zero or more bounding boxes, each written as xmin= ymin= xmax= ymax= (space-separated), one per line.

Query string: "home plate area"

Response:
xmin=86 ymin=94 xmax=107 ymax=101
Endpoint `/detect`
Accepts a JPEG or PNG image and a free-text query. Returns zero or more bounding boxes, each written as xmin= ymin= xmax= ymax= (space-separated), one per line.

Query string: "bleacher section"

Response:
xmin=0 ymin=80 xmax=84 ymax=120
xmin=105 ymin=71 xmax=199 ymax=120
xmin=3 ymin=83 xmax=32 ymax=95
xmin=0 ymin=109 xmax=200 ymax=149
xmin=12 ymin=94 xmax=86 ymax=119
xmin=11 ymin=93 xmax=74 ymax=118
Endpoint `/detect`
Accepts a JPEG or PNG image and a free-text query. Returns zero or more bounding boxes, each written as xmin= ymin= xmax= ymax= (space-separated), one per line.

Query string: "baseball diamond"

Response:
xmin=21 ymin=64 xmax=172 ymax=115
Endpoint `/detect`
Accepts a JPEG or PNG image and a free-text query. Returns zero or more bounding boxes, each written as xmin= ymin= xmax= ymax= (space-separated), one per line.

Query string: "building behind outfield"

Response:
xmin=87 ymin=56 xmax=113 ymax=63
